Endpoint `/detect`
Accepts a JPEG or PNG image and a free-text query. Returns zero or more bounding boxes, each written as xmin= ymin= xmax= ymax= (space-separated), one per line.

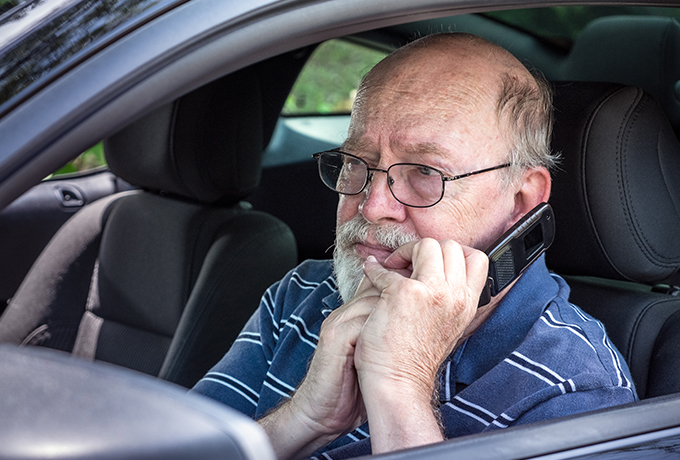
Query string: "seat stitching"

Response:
xmin=581 ymin=87 xmax=635 ymax=279
xmin=620 ymin=95 xmax=676 ymax=267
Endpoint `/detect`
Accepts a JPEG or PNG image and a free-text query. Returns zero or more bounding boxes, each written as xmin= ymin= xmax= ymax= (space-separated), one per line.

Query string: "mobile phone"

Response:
xmin=478 ymin=202 xmax=555 ymax=306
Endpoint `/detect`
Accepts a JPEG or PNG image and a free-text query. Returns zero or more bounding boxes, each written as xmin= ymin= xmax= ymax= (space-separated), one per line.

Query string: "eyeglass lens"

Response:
xmin=317 ymin=151 xmax=444 ymax=207
xmin=318 ymin=151 xmax=367 ymax=193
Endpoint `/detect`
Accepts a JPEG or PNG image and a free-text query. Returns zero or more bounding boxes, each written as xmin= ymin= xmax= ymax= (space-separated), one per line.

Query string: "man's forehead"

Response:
xmin=353 ymin=52 xmax=503 ymax=131
xmin=358 ymin=33 xmax=532 ymax=114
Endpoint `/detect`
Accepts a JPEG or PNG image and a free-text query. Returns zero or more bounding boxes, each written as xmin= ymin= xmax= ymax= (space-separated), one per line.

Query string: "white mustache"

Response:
xmin=332 ymin=214 xmax=418 ymax=302
xmin=335 ymin=214 xmax=418 ymax=253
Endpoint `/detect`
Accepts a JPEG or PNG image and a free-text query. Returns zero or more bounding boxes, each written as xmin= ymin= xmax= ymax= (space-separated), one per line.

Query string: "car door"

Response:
xmin=0 ymin=155 xmax=133 ymax=315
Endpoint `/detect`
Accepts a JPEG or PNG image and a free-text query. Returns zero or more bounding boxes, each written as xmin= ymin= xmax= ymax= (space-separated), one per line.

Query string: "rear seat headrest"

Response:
xmin=104 ymin=68 xmax=264 ymax=205
xmin=562 ymin=16 xmax=680 ymax=135
xmin=547 ymin=82 xmax=680 ymax=284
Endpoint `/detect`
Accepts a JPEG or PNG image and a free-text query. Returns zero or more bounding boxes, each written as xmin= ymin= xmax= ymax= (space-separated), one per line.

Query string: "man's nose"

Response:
xmin=359 ymin=170 xmax=407 ymax=224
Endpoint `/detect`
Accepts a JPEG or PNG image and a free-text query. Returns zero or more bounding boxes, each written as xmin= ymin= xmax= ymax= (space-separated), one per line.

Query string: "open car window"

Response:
xmin=263 ymin=38 xmax=388 ymax=167
xmin=5 ymin=2 xmax=680 ymax=459
xmin=283 ymin=38 xmax=388 ymax=116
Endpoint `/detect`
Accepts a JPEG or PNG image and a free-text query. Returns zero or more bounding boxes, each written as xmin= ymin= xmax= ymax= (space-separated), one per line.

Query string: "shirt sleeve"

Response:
xmin=510 ymin=385 xmax=636 ymax=426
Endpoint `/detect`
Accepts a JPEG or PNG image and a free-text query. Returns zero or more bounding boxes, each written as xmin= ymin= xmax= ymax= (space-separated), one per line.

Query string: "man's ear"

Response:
xmin=510 ymin=166 xmax=552 ymax=222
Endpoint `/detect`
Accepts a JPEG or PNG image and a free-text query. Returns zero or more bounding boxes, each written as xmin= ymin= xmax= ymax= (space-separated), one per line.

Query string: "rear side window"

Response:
xmin=283 ymin=39 xmax=389 ymax=115
xmin=48 ymin=142 xmax=106 ymax=178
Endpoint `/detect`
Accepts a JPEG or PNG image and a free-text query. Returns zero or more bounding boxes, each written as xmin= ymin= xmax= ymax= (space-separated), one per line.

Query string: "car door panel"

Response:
xmin=0 ymin=170 xmax=133 ymax=314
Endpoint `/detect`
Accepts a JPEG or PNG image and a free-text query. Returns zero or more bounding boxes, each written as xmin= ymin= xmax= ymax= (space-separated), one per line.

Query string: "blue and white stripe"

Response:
xmin=201 ymin=372 xmax=260 ymax=407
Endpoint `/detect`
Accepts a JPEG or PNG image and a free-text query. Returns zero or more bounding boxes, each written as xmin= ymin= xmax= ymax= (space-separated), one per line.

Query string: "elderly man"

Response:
xmin=193 ymin=33 xmax=636 ymax=459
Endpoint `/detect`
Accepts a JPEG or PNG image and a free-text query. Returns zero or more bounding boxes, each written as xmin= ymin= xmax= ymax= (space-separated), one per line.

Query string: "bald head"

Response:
xmin=357 ymin=34 xmax=531 ymax=109
xmin=350 ymin=33 xmax=556 ymax=175
xmin=374 ymin=33 xmax=532 ymax=79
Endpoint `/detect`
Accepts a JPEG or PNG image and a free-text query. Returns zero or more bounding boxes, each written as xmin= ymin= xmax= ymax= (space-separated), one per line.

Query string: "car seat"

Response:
xmin=249 ymin=160 xmax=338 ymax=263
xmin=0 ymin=68 xmax=298 ymax=388
xmin=547 ymin=81 xmax=680 ymax=399
xmin=561 ymin=15 xmax=680 ymax=136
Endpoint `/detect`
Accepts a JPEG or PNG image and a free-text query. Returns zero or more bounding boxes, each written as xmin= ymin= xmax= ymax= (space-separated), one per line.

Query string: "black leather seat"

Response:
xmin=0 ymin=69 xmax=297 ymax=388
xmin=562 ymin=15 xmax=680 ymax=136
xmin=547 ymin=81 xmax=680 ymax=399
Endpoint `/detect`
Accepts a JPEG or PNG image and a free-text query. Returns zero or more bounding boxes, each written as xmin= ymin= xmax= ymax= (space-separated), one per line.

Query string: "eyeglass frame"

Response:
xmin=312 ymin=149 xmax=513 ymax=208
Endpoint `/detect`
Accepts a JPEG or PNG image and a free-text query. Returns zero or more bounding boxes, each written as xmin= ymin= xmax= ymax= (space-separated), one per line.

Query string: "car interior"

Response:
xmin=1 ymin=5 xmax=680 ymax=454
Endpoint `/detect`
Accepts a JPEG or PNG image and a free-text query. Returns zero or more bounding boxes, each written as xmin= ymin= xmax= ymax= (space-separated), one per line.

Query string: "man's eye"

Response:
xmin=417 ymin=166 xmax=437 ymax=176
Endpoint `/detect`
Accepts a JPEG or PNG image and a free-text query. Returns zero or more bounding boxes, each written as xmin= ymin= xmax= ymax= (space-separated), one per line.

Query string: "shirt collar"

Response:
xmin=451 ymin=255 xmax=561 ymax=387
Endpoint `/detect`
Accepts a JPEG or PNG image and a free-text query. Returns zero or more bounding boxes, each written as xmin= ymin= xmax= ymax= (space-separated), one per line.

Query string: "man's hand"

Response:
xmin=259 ymin=238 xmax=488 ymax=459
xmin=354 ymin=238 xmax=489 ymax=453
xmin=258 ymin=275 xmax=381 ymax=460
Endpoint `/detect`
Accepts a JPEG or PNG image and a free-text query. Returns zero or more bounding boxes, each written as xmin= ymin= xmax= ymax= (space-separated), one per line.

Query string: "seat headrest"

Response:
xmin=547 ymin=82 xmax=680 ymax=284
xmin=104 ymin=68 xmax=264 ymax=205
xmin=562 ymin=16 xmax=680 ymax=135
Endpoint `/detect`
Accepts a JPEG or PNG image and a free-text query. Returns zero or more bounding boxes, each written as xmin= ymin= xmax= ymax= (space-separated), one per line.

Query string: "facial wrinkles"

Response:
xmin=371 ymin=89 xmax=481 ymax=130
xmin=350 ymin=73 xmax=502 ymax=167
xmin=439 ymin=173 xmax=511 ymax=250
xmin=383 ymin=65 xmax=495 ymax=109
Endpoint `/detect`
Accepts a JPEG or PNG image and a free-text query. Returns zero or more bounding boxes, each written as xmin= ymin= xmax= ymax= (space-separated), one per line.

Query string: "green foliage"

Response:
xmin=0 ymin=0 xmax=20 ymax=14
xmin=283 ymin=39 xmax=388 ymax=115
xmin=51 ymin=142 xmax=106 ymax=177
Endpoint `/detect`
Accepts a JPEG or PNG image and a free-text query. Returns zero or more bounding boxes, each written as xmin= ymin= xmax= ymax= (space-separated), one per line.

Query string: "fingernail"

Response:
xmin=366 ymin=255 xmax=377 ymax=263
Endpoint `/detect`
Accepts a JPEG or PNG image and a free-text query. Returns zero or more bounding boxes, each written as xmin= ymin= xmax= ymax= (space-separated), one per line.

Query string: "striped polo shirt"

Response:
xmin=192 ymin=256 xmax=637 ymax=459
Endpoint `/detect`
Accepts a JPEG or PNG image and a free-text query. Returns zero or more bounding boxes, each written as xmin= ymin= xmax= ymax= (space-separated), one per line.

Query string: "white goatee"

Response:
xmin=333 ymin=214 xmax=418 ymax=302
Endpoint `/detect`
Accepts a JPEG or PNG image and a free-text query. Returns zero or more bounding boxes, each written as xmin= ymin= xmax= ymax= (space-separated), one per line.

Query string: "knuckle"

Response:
xmin=394 ymin=278 xmax=430 ymax=298
xmin=416 ymin=237 xmax=439 ymax=251
xmin=440 ymin=239 xmax=462 ymax=252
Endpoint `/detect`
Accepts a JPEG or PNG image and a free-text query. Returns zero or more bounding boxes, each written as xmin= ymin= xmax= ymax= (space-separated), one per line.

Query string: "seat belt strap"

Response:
xmin=72 ymin=259 xmax=103 ymax=360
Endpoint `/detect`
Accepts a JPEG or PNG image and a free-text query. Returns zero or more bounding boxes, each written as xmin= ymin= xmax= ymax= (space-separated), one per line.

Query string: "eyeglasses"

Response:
xmin=313 ymin=150 xmax=512 ymax=208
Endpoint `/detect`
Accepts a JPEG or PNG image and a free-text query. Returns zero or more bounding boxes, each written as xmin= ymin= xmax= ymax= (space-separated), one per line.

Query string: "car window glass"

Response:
xmin=283 ymin=38 xmax=389 ymax=115
xmin=485 ymin=5 xmax=680 ymax=42
xmin=264 ymin=39 xmax=387 ymax=167
xmin=47 ymin=142 xmax=106 ymax=178
xmin=0 ymin=0 xmax=177 ymax=109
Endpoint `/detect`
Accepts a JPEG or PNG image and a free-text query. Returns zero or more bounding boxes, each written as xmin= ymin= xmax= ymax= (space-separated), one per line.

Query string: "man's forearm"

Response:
xmin=361 ymin=381 xmax=444 ymax=454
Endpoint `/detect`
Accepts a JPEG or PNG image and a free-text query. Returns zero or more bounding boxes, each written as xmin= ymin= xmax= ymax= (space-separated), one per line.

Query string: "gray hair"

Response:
xmin=496 ymin=69 xmax=558 ymax=187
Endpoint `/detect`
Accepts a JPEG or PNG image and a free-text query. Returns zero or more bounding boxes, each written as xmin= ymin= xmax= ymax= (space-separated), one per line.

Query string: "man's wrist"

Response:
xmin=361 ymin=372 xmax=437 ymax=407
xmin=258 ymin=399 xmax=341 ymax=460
xmin=360 ymin=377 xmax=444 ymax=454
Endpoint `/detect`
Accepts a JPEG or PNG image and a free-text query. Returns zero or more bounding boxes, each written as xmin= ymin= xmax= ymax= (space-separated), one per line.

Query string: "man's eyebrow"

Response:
xmin=341 ymin=140 xmax=450 ymax=158
xmin=399 ymin=142 xmax=450 ymax=159
xmin=341 ymin=138 xmax=371 ymax=152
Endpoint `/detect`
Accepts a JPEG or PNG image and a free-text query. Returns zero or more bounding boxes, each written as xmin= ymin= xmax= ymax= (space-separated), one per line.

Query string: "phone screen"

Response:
xmin=523 ymin=223 xmax=544 ymax=260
